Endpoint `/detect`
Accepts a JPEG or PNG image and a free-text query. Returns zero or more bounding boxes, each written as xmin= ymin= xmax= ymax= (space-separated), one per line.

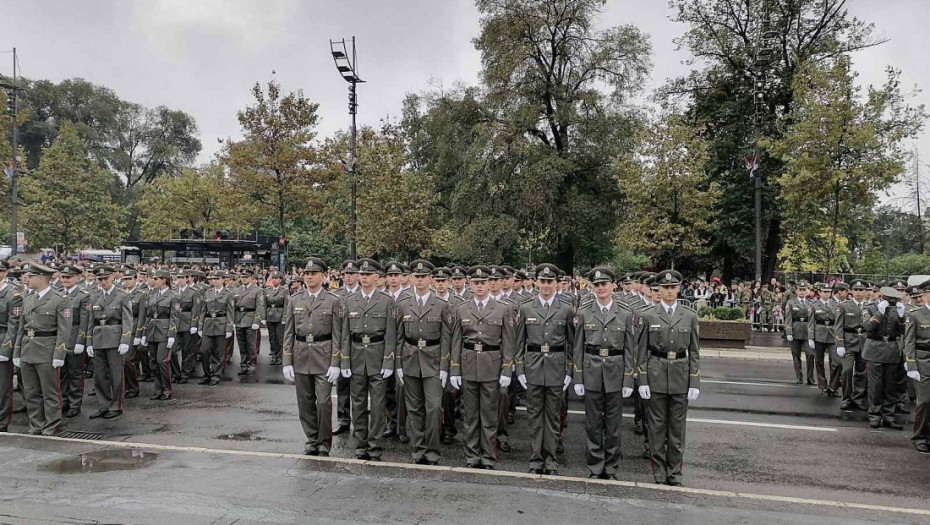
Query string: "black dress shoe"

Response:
xmin=102 ymin=410 xmax=122 ymax=420
xmin=333 ymin=423 xmax=350 ymax=435
xmin=426 ymin=460 xmax=438 ymax=465
xmin=305 ymin=449 xmax=318 ymax=456
xmin=667 ymin=481 xmax=681 ymax=487
xmin=198 ymin=378 xmax=211 ymax=385
xmin=465 ymin=463 xmax=481 ymax=469
xmin=176 ymin=378 xmax=188 ymax=385
xmin=317 ymin=451 xmax=329 ymax=457
xmin=125 ymin=391 xmax=139 ymax=399
xmin=588 ymin=474 xmax=600 ymax=479
xmin=208 ymin=379 xmax=220 ymax=386
xmin=915 ymin=443 xmax=930 ymax=454
xmin=159 ymin=392 xmax=173 ymax=401
xmin=368 ymin=456 xmax=382 ymax=462
xmin=382 ymin=428 xmax=397 ymax=439
xmin=398 ymin=434 xmax=410 ymax=444
xmin=806 ymin=380 xmax=815 ymax=385
xmin=883 ymin=420 xmax=903 ymax=430
xmin=415 ymin=457 xmax=429 ymax=465
xmin=870 ymin=420 xmax=881 ymax=428
xmin=237 ymin=369 xmax=249 ymax=376
xmin=528 ymin=468 xmax=543 ymax=474
xmin=633 ymin=422 xmax=644 ymax=435
xmin=440 ymin=434 xmax=454 ymax=445
xmin=65 ymin=408 xmax=82 ymax=418
xmin=840 ymin=402 xmax=852 ymax=410
xmin=88 ymin=410 xmax=108 ymax=420
xmin=355 ymin=453 xmax=371 ymax=460
xmin=483 ymin=465 xmax=494 ymax=470
xmin=606 ymin=474 xmax=618 ymax=480
xmin=796 ymin=379 xmax=803 ymax=384
xmin=149 ymin=392 xmax=163 ymax=400
xmin=544 ymin=470 xmax=559 ymax=476
xmin=500 ymin=441 xmax=512 ymax=452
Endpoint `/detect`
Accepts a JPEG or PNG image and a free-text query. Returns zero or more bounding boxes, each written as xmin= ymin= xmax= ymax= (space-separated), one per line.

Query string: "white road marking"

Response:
xmin=3 ymin=433 xmax=926 ymax=517
xmin=702 ymin=379 xmax=813 ymax=388
xmin=515 ymin=407 xmax=838 ymax=432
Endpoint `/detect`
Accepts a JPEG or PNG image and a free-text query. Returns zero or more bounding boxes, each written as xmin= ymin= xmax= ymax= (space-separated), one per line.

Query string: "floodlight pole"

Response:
xmin=330 ymin=36 xmax=363 ymax=261
xmin=9 ymin=48 xmax=18 ymax=256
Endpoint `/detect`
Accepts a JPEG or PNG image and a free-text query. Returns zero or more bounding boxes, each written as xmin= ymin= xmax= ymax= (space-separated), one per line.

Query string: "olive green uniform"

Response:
xmin=904 ymin=305 xmax=930 ymax=447
xmin=85 ymin=287 xmax=133 ymax=412
xmin=232 ymin=284 xmax=265 ymax=373
xmin=808 ymin=298 xmax=839 ymax=392
xmin=123 ymin=285 xmax=148 ymax=396
xmin=0 ymin=283 xmax=23 ymax=432
xmin=174 ymin=285 xmax=203 ymax=381
xmin=833 ymin=300 xmax=869 ymax=408
xmin=198 ymin=287 xmax=235 ymax=383
xmin=61 ymin=286 xmax=91 ymax=413
xmin=785 ymin=297 xmax=814 ymax=384
xmin=761 ymin=290 xmax=775 ymax=331
xmin=862 ymin=303 xmax=905 ymax=426
xmin=265 ymin=286 xmax=289 ymax=364
xmin=141 ymin=289 xmax=180 ymax=395
xmin=334 ymin=285 xmax=360 ymax=428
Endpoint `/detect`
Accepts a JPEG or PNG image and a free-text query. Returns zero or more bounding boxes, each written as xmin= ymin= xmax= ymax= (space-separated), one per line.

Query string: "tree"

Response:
xmin=764 ymin=58 xmax=925 ymax=276
xmin=616 ymin=113 xmax=718 ymax=269
xmin=137 ymin=163 xmax=253 ymax=240
xmin=19 ymin=123 xmax=125 ymax=253
xmin=224 ymin=80 xmax=321 ymax=243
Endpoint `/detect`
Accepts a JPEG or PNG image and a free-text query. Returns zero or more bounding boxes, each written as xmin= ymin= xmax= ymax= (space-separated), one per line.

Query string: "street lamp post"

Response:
xmin=330 ymin=37 xmax=364 ymax=260
xmin=2 ymin=48 xmax=21 ymax=256
xmin=750 ymin=2 xmax=776 ymax=283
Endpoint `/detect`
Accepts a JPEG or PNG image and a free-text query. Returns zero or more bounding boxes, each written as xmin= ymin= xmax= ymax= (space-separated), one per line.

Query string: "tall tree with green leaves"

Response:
xmin=19 ymin=123 xmax=125 ymax=253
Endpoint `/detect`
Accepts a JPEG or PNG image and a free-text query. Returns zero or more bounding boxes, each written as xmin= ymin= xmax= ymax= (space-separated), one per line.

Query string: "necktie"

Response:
xmin=602 ymin=306 xmax=608 ymax=315
xmin=420 ymin=297 xmax=426 ymax=308
xmin=478 ymin=301 xmax=484 ymax=312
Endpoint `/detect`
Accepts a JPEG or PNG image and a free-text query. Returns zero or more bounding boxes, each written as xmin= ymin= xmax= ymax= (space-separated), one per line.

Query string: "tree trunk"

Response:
xmin=723 ymin=256 xmax=734 ymax=286
xmin=762 ymin=218 xmax=781 ymax=282
xmin=556 ymin=243 xmax=574 ymax=277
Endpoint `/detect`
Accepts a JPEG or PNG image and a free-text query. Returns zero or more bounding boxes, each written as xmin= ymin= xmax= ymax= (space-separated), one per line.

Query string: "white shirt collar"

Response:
xmin=662 ymin=301 xmax=677 ymax=314
xmin=597 ymin=300 xmax=613 ymax=312
xmin=307 ymin=287 xmax=321 ymax=299
xmin=37 ymin=286 xmax=52 ymax=299
xmin=346 ymin=284 xmax=359 ymax=294
xmin=65 ymin=285 xmax=78 ymax=294
xmin=415 ymin=291 xmax=430 ymax=304
xmin=361 ymin=289 xmax=375 ymax=301
xmin=538 ymin=295 xmax=555 ymax=308
xmin=474 ymin=297 xmax=490 ymax=309
xmin=436 ymin=291 xmax=450 ymax=302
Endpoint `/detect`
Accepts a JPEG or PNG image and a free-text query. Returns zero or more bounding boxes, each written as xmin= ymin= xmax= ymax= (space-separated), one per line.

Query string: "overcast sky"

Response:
xmin=3 ymin=0 xmax=928 ymax=205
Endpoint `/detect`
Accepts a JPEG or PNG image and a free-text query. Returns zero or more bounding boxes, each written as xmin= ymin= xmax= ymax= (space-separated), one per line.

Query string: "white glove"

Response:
xmin=326 ymin=366 xmax=340 ymax=384
xmin=897 ymin=303 xmax=906 ymax=317
xmin=638 ymin=385 xmax=651 ymax=400
xmin=74 ymin=344 xmax=85 ymax=354
xmin=573 ymin=383 xmax=585 ymax=397
xmin=140 ymin=336 xmax=147 ymax=347
xmin=52 ymin=359 xmax=65 ymax=369
xmin=341 ymin=368 xmax=352 ymax=378
xmin=0 ymin=355 xmax=8 ymax=362
xmin=133 ymin=337 xmax=141 ymax=346
xmin=440 ymin=370 xmax=448 ymax=388
xmin=908 ymin=370 xmax=921 ymax=381
xmin=396 ymin=368 xmax=404 ymax=384
xmin=808 ymin=340 xmax=815 ymax=350
xmin=687 ymin=388 xmax=700 ymax=401
xmin=13 ymin=357 xmax=21 ymax=367
xmin=499 ymin=374 xmax=511 ymax=389
xmin=86 ymin=346 xmax=95 ymax=357
xmin=190 ymin=327 xmax=198 ymax=334
xmin=621 ymin=387 xmax=633 ymax=398
xmin=562 ymin=375 xmax=571 ymax=392
xmin=836 ymin=346 xmax=846 ymax=357
xmin=877 ymin=300 xmax=888 ymax=314
xmin=251 ymin=323 xmax=260 ymax=330
xmin=118 ymin=344 xmax=130 ymax=355
xmin=517 ymin=374 xmax=528 ymax=389
xmin=225 ymin=332 xmax=233 ymax=339
xmin=381 ymin=368 xmax=393 ymax=379
xmin=166 ymin=337 xmax=175 ymax=349
xmin=450 ymin=375 xmax=462 ymax=390
xmin=786 ymin=334 xmax=793 ymax=342
xmin=283 ymin=365 xmax=295 ymax=382
xmin=261 ymin=320 xmax=267 ymax=326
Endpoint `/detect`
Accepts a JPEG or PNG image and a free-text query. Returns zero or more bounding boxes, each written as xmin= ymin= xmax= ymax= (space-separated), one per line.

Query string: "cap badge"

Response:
xmin=417 ymin=262 xmax=423 ymax=270
xmin=665 ymin=273 xmax=672 ymax=282
xmin=542 ymin=267 xmax=550 ymax=276
xmin=362 ymin=261 xmax=369 ymax=269
xmin=595 ymin=271 xmax=601 ymax=279
xmin=476 ymin=269 xmax=483 ymax=277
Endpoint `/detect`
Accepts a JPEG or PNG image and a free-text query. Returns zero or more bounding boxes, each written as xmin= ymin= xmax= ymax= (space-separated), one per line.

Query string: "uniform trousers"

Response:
xmin=124 ymin=344 xmax=141 ymax=394
xmin=384 ymin=374 xmax=407 ymax=436
xmin=93 ymin=348 xmax=124 ymax=412
xmin=867 ymin=361 xmax=897 ymax=424
xmin=462 ymin=379 xmax=500 ymax=467
xmin=912 ymin=364 xmax=930 ymax=446
xmin=267 ymin=322 xmax=284 ymax=360
xmin=842 ymin=351 xmax=868 ymax=407
xmin=790 ymin=339 xmax=815 ymax=383
xmin=350 ymin=373 xmax=387 ymax=459
xmin=812 ymin=341 xmax=832 ymax=390
xmin=403 ymin=374 xmax=443 ymax=463
xmin=235 ymin=326 xmax=257 ymax=370
xmin=526 ymin=383 xmax=562 ymax=471
xmin=181 ymin=331 xmax=200 ymax=378
xmin=148 ymin=340 xmax=173 ymax=394
xmin=583 ymin=388 xmax=623 ymax=476
xmin=0 ymin=359 xmax=13 ymax=431
xmin=646 ymin=392 xmax=688 ymax=484
xmin=336 ymin=375 xmax=352 ymax=426
xmin=827 ymin=345 xmax=843 ymax=393
xmin=20 ymin=361 xmax=62 ymax=435
xmin=441 ymin=385 xmax=460 ymax=438
xmin=295 ymin=372 xmax=332 ymax=453
xmin=61 ymin=351 xmax=84 ymax=410
xmin=201 ymin=335 xmax=226 ymax=381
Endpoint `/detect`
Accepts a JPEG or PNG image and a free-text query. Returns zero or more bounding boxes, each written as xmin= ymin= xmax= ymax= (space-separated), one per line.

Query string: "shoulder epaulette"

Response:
xmin=324 ymin=290 xmax=339 ymax=299
xmin=80 ymin=289 xmax=90 ymax=295
xmin=679 ymin=303 xmax=695 ymax=313
xmin=908 ymin=305 xmax=921 ymax=313
xmin=396 ymin=294 xmax=414 ymax=304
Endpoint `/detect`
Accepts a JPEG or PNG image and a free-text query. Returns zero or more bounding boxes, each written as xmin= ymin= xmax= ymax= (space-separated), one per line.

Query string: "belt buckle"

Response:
xmin=474 ymin=343 xmax=483 ymax=353
xmin=541 ymin=344 xmax=550 ymax=354
xmin=27 ymin=329 xmax=35 ymax=337
xmin=308 ymin=333 xmax=315 ymax=343
xmin=152 ymin=315 xmax=159 ymax=319
xmin=667 ymin=351 xmax=675 ymax=359
xmin=598 ymin=348 xmax=609 ymax=357
xmin=418 ymin=339 xmax=426 ymax=349
xmin=210 ymin=313 xmax=217 ymax=318
xmin=239 ymin=307 xmax=244 ymax=312
xmin=362 ymin=335 xmax=371 ymax=344
xmin=882 ymin=335 xmax=889 ymax=342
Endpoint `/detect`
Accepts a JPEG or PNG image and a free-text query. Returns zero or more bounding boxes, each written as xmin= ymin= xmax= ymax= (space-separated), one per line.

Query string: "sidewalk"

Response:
xmin=703 ymin=346 xmax=793 ymax=361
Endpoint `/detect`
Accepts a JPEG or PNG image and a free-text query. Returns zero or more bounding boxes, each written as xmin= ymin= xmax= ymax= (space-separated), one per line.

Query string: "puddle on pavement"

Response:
xmin=39 ymin=449 xmax=157 ymax=474
xmin=216 ymin=430 xmax=264 ymax=441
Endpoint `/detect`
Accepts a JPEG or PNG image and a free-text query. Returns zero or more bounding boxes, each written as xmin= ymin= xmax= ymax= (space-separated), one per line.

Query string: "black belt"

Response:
xmin=26 ymin=329 xmax=56 ymax=338
xmin=207 ymin=313 xmax=226 ymax=319
xmin=464 ymin=341 xmax=500 ymax=352
xmin=651 ymin=349 xmax=687 ymax=359
xmin=406 ymin=337 xmax=440 ymax=348
xmin=916 ymin=344 xmax=930 ymax=352
xmin=97 ymin=319 xmax=117 ymax=326
xmin=352 ymin=333 xmax=384 ymax=344
xmin=296 ymin=333 xmax=332 ymax=343
xmin=584 ymin=345 xmax=623 ymax=357
xmin=237 ymin=307 xmax=256 ymax=312
xmin=794 ymin=318 xmax=808 ymax=323
xmin=528 ymin=343 xmax=565 ymax=354
xmin=72 ymin=319 xmax=81 ymax=326
xmin=842 ymin=327 xmax=864 ymax=334
xmin=867 ymin=335 xmax=900 ymax=343
xmin=816 ymin=320 xmax=832 ymax=326
xmin=180 ymin=306 xmax=193 ymax=313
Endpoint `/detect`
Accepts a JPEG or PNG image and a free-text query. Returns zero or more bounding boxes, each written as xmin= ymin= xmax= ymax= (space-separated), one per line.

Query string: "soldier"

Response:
xmin=282 ymin=258 xmax=343 ymax=456
xmin=890 ymin=280 xmax=911 ymax=416
xmin=631 ymin=275 xmax=658 ymax=456
xmin=85 ymin=265 xmax=133 ymax=419
xmin=433 ymin=267 xmax=463 ymax=444
xmin=332 ymin=260 xmax=361 ymax=435
xmin=232 ymin=270 xmax=265 ymax=376
xmin=392 ymin=259 xmax=452 ymax=465
xmin=121 ymin=268 xmax=146 ymax=398
xmin=58 ymin=264 xmax=91 ymax=418
xmin=834 ymin=279 xmax=869 ymax=411
xmin=341 ymin=258 xmax=397 ymax=461
xmin=383 ymin=262 xmax=409 ymax=442
xmin=140 ymin=269 xmax=180 ymax=400
xmin=174 ymin=269 xmax=203 ymax=384
xmin=450 ymin=266 xmax=473 ymax=301
xmin=81 ymin=268 xmax=98 ymax=292
xmin=785 ymin=281 xmax=815 ymax=385
xmin=13 ymin=263 xmax=70 ymax=435
xmin=198 ymin=271 xmax=234 ymax=386
xmin=638 ymin=270 xmax=700 ymax=487
xmin=514 ymin=263 xmax=574 ymax=475
xmin=761 ymin=284 xmax=776 ymax=332
xmin=264 ymin=271 xmax=288 ymax=366
xmin=904 ymin=279 xmax=930 ymax=453
xmin=862 ymin=286 xmax=906 ymax=429
xmin=808 ymin=282 xmax=839 ymax=396
xmin=572 ymin=267 xmax=634 ymax=479
xmin=449 ymin=265 xmax=516 ymax=470
xmin=0 ymin=260 xmax=23 ymax=433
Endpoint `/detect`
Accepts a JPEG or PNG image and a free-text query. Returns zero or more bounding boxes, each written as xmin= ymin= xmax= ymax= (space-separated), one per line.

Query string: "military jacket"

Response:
xmin=340 ymin=290 xmax=396 ymax=377
xmin=808 ymin=298 xmax=837 ymax=344
xmin=62 ymin=287 xmax=91 ymax=350
xmin=452 ymin=289 xmax=473 ymax=302
xmin=904 ymin=305 xmax=930 ymax=376
xmin=833 ymin=300 xmax=867 ymax=352
xmin=514 ymin=296 xmax=574 ymax=387
xmin=232 ymin=284 xmax=265 ymax=327
xmin=392 ymin=292 xmax=453 ymax=378
xmin=175 ymin=286 xmax=203 ymax=332
xmin=85 ymin=288 xmax=133 ymax=349
xmin=637 ymin=304 xmax=701 ymax=395
xmin=125 ymin=286 xmax=148 ymax=338
xmin=264 ymin=286 xmax=289 ymax=323
xmin=862 ymin=303 xmax=905 ymax=364
xmin=283 ymin=289 xmax=343 ymax=375
xmin=199 ymin=287 xmax=235 ymax=336
xmin=142 ymin=289 xmax=180 ymax=342
xmin=450 ymin=298 xmax=516 ymax=383
xmin=13 ymin=288 xmax=71 ymax=364
xmin=572 ymin=300 xmax=634 ymax=393
xmin=784 ymin=298 xmax=812 ymax=340
xmin=0 ymin=283 xmax=23 ymax=359
xmin=761 ymin=290 xmax=775 ymax=307
xmin=335 ymin=286 xmax=360 ymax=299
